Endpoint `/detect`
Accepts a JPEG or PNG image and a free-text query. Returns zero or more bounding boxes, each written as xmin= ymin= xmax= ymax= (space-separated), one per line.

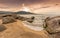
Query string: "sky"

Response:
xmin=0 ymin=0 xmax=60 ymax=14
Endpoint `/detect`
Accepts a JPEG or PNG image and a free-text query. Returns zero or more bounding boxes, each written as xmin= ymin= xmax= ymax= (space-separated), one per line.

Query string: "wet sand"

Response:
xmin=0 ymin=20 xmax=50 ymax=38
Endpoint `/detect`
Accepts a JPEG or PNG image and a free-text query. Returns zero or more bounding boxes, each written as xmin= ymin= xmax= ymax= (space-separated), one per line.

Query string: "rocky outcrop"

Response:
xmin=2 ymin=17 xmax=16 ymax=24
xmin=44 ymin=16 xmax=60 ymax=33
xmin=44 ymin=16 xmax=60 ymax=38
xmin=0 ymin=14 xmax=35 ymax=24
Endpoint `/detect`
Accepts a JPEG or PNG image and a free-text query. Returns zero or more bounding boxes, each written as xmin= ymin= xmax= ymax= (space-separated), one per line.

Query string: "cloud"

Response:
xmin=0 ymin=0 xmax=60 ymax=12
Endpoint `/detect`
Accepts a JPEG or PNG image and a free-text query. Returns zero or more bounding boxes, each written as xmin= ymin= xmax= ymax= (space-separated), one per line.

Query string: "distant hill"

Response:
xmin=0 ymin=11 xmax=35 ymax=14
xmin=16 ymin=11 xmax=34 ymax=14
xmin=0 ymin=11 xmax=14 ymax=14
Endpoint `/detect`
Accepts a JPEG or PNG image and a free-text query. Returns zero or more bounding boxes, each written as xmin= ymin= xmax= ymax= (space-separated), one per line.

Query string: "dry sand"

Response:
xmin=0 ymin=20 xmax=50 ymax=38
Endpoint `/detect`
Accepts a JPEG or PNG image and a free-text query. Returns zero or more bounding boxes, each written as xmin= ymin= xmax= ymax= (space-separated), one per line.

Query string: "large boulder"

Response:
xmin=44 ymin=16 xmax=60 ymax=34
xmin=2 ymin=17 xmax=16 ymax=24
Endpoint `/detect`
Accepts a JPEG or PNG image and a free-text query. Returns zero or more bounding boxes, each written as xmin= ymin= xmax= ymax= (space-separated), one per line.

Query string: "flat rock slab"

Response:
xmin=0 ymin=20 xmax=50 ymax=38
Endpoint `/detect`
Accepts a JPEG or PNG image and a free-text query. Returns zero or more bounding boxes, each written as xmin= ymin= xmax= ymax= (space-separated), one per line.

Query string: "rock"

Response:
xmin=0 ymin=25 xmax=6 ymax=32
xmin=17 ymin=16 xmax=27 ymax=21
xmin=17 ymin=16 xmax=35 ymax=23
xmin=51 ymin=32 xmax=60 ymax=38
xmin=0 ymin=14 xmax=18 ymax=19
xmin=2 ymin=17 xmax=16 ymax=24
xmin=27 ymin=16 xmax=35 ymax=23
xmin=44 ymin=16 xmax=60 ymax=34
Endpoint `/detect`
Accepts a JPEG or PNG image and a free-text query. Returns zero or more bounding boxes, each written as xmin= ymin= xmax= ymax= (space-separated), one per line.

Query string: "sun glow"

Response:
xmin=20 ymin=4 xmax=31 ymax=12
xmin=22 ymin=7 xmax=30 ymax=12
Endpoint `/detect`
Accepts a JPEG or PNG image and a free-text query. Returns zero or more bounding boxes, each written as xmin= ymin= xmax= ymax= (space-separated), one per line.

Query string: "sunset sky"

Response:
xmin=0 ymin=0 xmax=60 ymax=14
